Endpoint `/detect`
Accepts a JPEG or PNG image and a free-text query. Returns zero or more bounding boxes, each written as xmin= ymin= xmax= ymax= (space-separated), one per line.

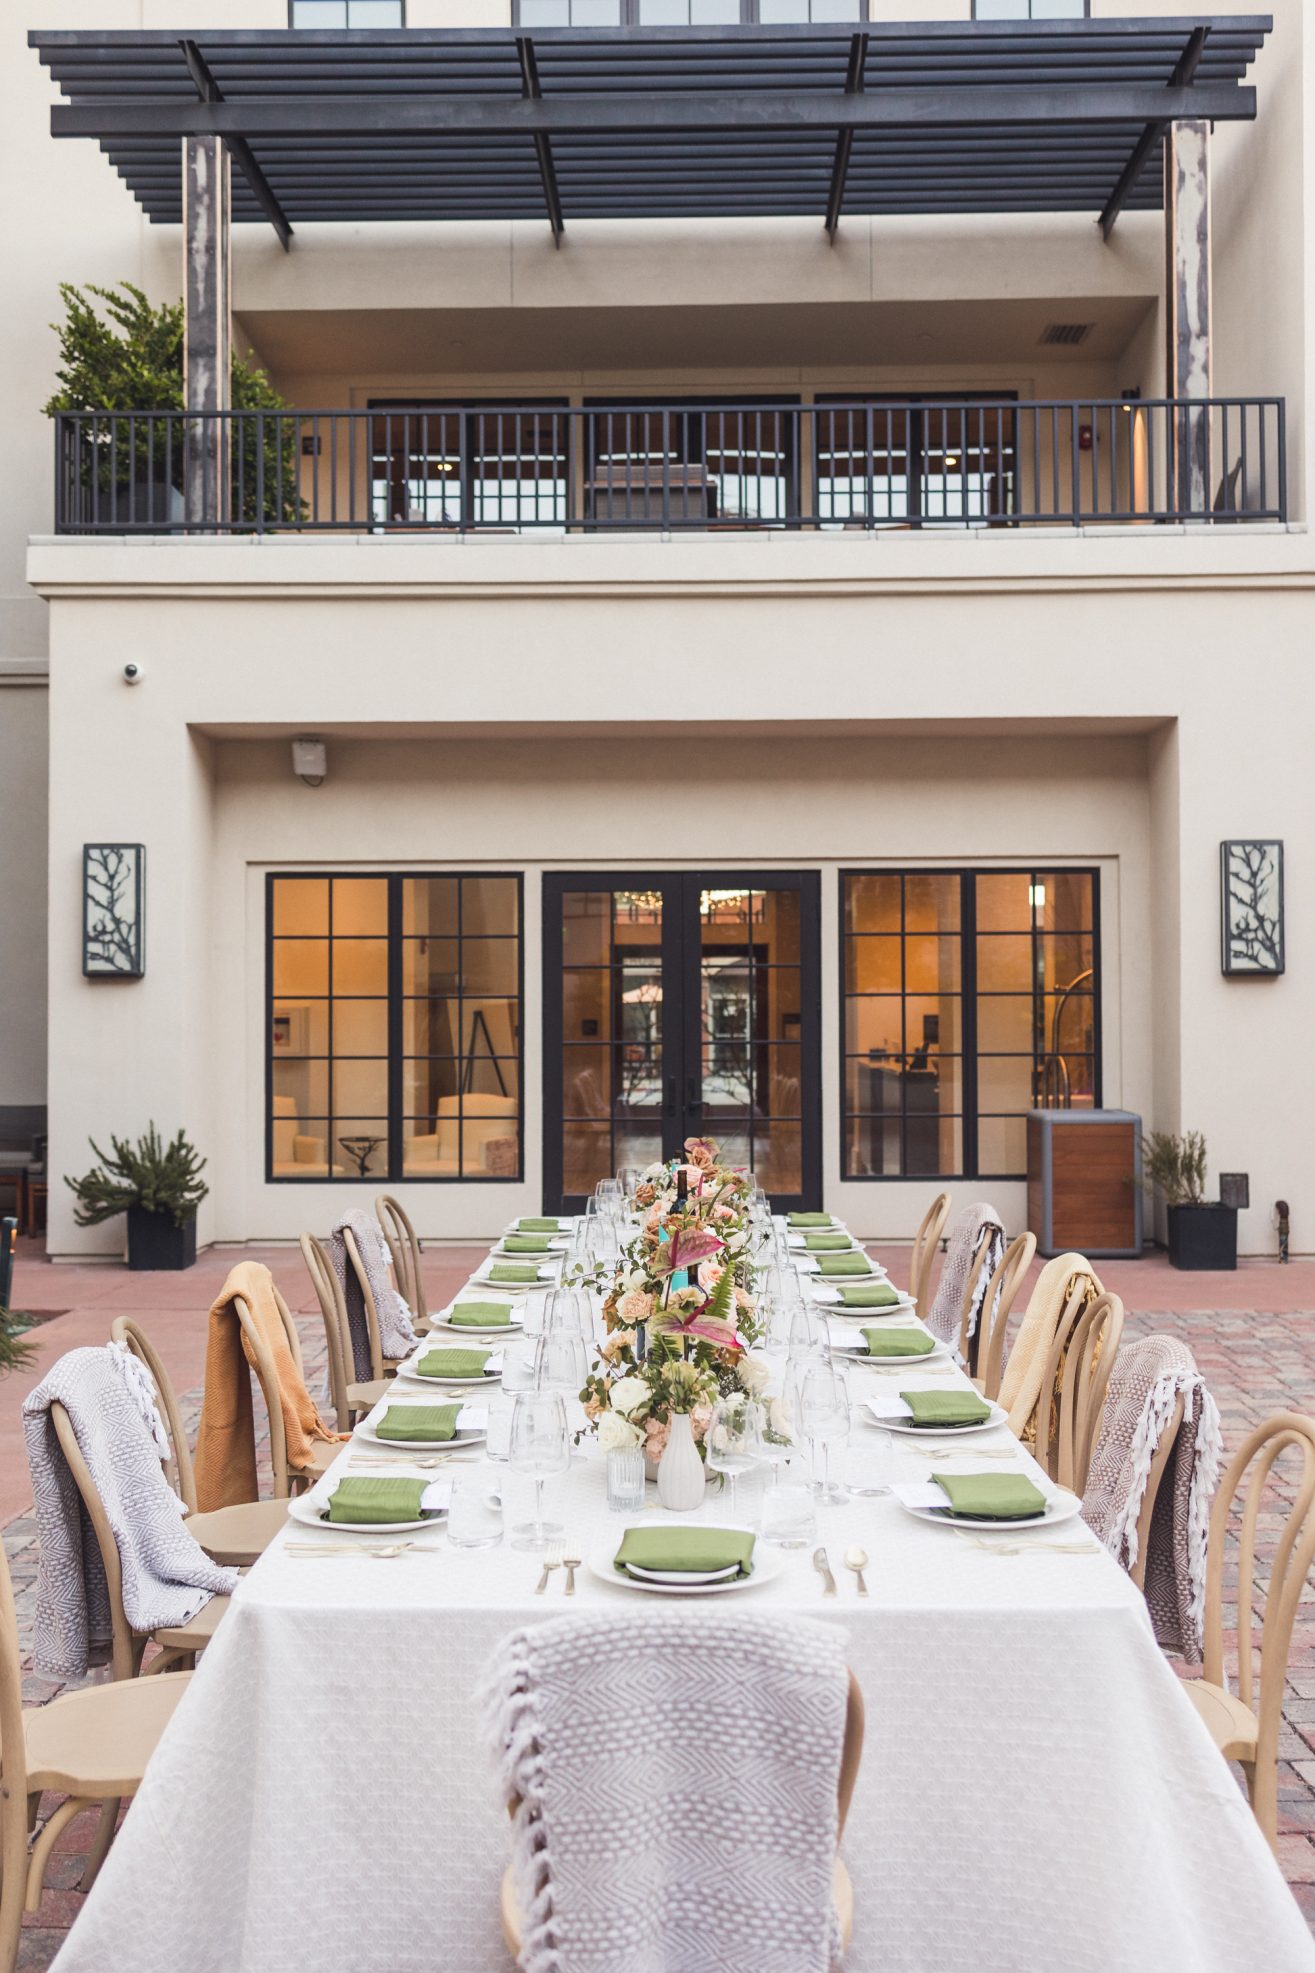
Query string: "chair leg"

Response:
xmin=0 ymin=1791 xmax=35 ymax=1973
xmin=79 ymin=1797 xmax=121 ymax=1893
xmin=25 ymin=1796 xmax=90 ymax=1914
xmin=1244 ymin=1758 xmax=1277 ymax=1853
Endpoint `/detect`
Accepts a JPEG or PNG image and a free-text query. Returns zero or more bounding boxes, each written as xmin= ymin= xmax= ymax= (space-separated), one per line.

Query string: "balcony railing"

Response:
xmin=53 ymin=396 xmax=1286 ymax=536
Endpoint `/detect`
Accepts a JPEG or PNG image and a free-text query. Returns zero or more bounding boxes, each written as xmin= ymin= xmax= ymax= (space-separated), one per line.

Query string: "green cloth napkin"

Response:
xmin=326 ymin=1477 xmax=430 ymax=1524
xmin=517 ymin=1217 xmax=563 ymax=1233
xmin=859 ymin=1327 xmax=935 ymax=1358
xmin=932 ymin=1472 xmax=1047 ymax=1521
xmin=788 ymin=1212 xmax=834 ymax=1229
xmin=490 ymin=1263 xmax=541 ymax=1284
xmin=448 ymin=1302 xmax=513 ymax=1328
xmin=804 ymin=1232 xmax=853 ymax=1252
xmin=899 ymin=1389 xmax=993 ymax=1429
xmin=416 ymin=1347 xmax=491 ymax=1379
xmin=503 ymin=1234 xmax=554 ymax=1254
xmin=817 ymin=1252 xmax=874 ymax=1277
xmin=374 ymin=1404 xmax=461 ymax=1443
xmin=614 ymin=1526 xmax=756 ymax=1580
xmin=835 ymin=1280 xmax=901 ymax=1310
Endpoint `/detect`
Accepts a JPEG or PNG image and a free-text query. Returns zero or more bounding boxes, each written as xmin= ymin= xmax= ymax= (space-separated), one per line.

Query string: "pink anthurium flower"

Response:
xmin=651 ymin=1226 xmax=725 ymax=1279
xmin=651 ymin=1301 xmax=743 ymax=1353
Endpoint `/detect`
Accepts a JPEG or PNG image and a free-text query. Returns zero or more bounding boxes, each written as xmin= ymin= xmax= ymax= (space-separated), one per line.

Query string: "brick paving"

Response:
xmin=3 ymin=1239 xmax=1314 ymax=1964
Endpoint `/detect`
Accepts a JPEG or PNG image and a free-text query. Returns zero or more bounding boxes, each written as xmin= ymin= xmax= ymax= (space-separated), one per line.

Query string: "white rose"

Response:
xmin=597 ymin=1411 xmax=642 ymax=1452
xmin=608 ymin=1375 xmax=650 ymax=1420
xmin=737 ymin=1353 xmax=771 ymax=1396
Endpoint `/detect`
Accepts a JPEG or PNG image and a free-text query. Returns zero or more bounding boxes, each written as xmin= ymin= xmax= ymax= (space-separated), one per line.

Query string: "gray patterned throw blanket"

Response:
xmin=329 ymin=1208 xmax=418 ymax=1378
xmin=1082 ymin=1333 xmax=1222 ymax=1662
xmin=23 ymin=1346 xmax=237 ymax=1680
xmin=926 ymin=1202 xmax=1005 ymax=1351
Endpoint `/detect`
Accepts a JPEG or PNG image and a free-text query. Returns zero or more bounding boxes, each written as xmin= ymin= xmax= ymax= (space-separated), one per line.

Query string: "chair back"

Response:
xmin=377 ymin=1194 xmax=427 ymax=1323
xmin=300 ymin=1231 xmax=354 ymax=1431
xmin=837 ymin=1669 xmax=865 ymax=1837
xmin=1034 ymin=1287 xmax=1124 ymax=1488
xmin=908 ymin=1191 xmax=951 ymax=1312
xmin=109 ymin=1316 xmax=197 ymax=1514
xmin=1128 ymin=1390 xmax=1185 ymax=1591
xmin=1202 ymin=1411 xmax=1315 ymax=1837
xmin=968 ymin=1230 xmax=1038 ymax=1396
xmin=0 ymin=1536 xmax=29 ymax=1810
xmin=225 ymin=1286 xmax=305 ymax=1497
xmin=343 ymin=1226 xmax=386 ymax=1378
xmin=49 ymin=1401 xmax=139 ymax=1680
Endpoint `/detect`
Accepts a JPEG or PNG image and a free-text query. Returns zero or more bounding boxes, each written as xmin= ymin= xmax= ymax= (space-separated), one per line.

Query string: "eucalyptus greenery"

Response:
xmin=1141 ymin=1130 xmax=1209 ymax=1209
xmin=66 ymin=1124 xmax=209 ymax=1230
xmin=45 ymin=281 xmax=304 ymax=524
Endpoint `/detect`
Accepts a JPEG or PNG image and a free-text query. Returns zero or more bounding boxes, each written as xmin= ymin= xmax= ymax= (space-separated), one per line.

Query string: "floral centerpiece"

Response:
xmin=581 ymin=1137 xmax=771 ymax=1475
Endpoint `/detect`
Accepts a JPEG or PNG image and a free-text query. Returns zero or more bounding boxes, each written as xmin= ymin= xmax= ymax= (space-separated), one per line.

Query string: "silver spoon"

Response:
xmin=844 ymin=1546 xmax=870 ymax=1596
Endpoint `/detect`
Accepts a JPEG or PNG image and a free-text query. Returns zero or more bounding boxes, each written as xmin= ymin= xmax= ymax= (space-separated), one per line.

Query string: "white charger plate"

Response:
xmin=832 ymin=1332 xmax=950 ymax=1366
xmin=352 ymin=1406 xmax=489 ymax=1451
xmin=287 ymin=1481 xmax=451 ymax=1535
xmin=894 ymin=1486 xmax=1082 ymax=1534
xmin=431 ymin=1301 xmax=524 ymax=1336
xmin=863 ymin=1396 xmax=1009 ymax=1438
xmin=816 ymin=1289 xmax=915 ymax=1315
xmin=470 ymin=1262 xmax=560 ymax=1290
xmin=394 ymin=1358 xmax=503 ymax=1388
xmin=490 ymin=1240 xmax=569 ymax=1260
xmin=502 ymin=1219 xmax=575 ymax=1237
xmin=587 ymin=1527 xmax=783 ymax=1597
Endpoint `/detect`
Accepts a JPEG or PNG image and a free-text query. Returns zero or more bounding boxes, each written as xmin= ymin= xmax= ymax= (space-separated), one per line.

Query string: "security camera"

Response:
xmin=123 ymin=662 xmax=144 ymax=686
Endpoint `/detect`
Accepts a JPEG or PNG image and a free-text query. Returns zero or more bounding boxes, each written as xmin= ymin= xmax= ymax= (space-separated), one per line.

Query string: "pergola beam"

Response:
xmin=516 ymin=35 xmax=564 ymax=247
xmin=1098 ymin=25 xmax=1209 ymax=238
xmin=179 ymin=37 xmax=293 ymax=250
xmin=51 ymin=79 xmax=1254 ymax=143
xmin=824 ymin=30 xmax=867 ymax=241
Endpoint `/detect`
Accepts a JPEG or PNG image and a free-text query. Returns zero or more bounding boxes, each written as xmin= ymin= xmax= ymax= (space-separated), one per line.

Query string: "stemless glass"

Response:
xmin=761 ymin=1469 xmax=818 ymax=1548
xmin=485 ymin=1387 xmax=514 ymax=1462
xmin=501 ymin=1334 xmax=540 ymax=1394
xmin=616 ymin=1164 xmax=644 ymax=1204
xmin=509 ymin=1390 xmax=569 ymax=1551
xmin=788 ymin=1292 xmax=825 ymax=1362
xmin=521 ymin=1287 xmax=555 ymax=1337
xmin=447 ymin=1472 xmax=504 ymax=1549
xmin=797 ymin=1359 xmax=851 ymax=1498
xmin=705 ymin=1393 xmax=764 ymax=1520
xmin=534 ymin=1330 xmax=591 ymax=1397
xmin=544 ymin=1286 xmax=596 ymax=1343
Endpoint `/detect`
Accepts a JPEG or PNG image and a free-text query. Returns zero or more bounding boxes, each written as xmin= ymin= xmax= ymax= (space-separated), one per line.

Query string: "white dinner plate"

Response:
xmin=490 ymin=1239 xmax=569 ymax=1260
xmin=287 ymin=1477 xmax=452 ymax=1535
xmin=431 ymin=1300 xmax=524 ymax=1335
xmin=814 ymin=1288 xmax=914 ymax=1314
xmin=586 ymin=1527 xmax=784 ymax=1597
xmin=352 ymin=1400 xmax=489 ymax=1451
xmin=394 ymin=1358 xmax=503 ymax=1388
xmin=831 ymin=1330 xmax=950 ymax=1365
xmin=796 ymin=1258 xmax=879 ymax=1280
xmin=502 ymin=1219 xmax=575 ymax=1237
xmin=863 ymin=1395 xmax=1009 ymax=1437
xmin=787 ymin=1233 xmax=860 ymax=1253
xmin=893 ymin=1484 xmax=1083 ymax=1534
xmin=470 ymin=1262 xmax=560 ymax=1290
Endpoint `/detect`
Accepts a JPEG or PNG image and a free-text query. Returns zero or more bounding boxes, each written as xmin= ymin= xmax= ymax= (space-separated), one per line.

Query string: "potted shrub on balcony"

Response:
xmin=1141 ymin=1129 xmax=1238 ymax=1272
xmin=66 ymin=1124 xmax=208 ymax=1272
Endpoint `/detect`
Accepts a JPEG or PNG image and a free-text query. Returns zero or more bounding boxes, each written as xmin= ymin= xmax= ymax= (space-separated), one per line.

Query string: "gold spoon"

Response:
xmin=844 ymin=1546 xmax=870 ymax=1597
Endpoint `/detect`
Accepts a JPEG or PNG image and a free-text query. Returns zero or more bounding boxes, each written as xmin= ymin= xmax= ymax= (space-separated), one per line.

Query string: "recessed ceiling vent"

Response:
xmin=1038 ymin=321 xmax=1095 ymax=347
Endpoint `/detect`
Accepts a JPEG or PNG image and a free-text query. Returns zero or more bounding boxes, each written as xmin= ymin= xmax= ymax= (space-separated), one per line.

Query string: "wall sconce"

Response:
xmin=83 ymin=843 xmax=145 ymax=977
xmin=292 ymin=735 xmax=327 ymax=788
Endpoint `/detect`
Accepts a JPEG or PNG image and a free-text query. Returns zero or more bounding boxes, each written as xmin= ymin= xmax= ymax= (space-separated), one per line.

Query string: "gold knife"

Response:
xmin=812 ymin=1547 xmax=837 ymax=1596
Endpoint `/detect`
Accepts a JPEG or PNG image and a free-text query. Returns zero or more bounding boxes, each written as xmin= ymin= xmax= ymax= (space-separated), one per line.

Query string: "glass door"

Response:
xmin=542 ymin=871 xmax=820 ymax=1211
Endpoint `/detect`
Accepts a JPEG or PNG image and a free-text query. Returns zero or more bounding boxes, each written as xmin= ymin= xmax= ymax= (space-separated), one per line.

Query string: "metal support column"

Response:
xmin=183 ymin=132 xmax=231 ymax=527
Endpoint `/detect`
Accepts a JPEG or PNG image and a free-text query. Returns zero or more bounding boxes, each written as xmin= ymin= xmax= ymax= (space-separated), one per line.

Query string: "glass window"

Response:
xmin=973 ymin=0 xmax=1086 ymax=16
xmin=841 ymin=869 xmax=1098 ymax=1180
xmin=516 ymin=0 xmax=862 ymax=19
xmin=291 ymin=1 xmax=405 ymax=23
xmin=268 ymin=872 xmax=521 ymax=1182
xmin=816 ymin=397 xmax=1016 ymax=530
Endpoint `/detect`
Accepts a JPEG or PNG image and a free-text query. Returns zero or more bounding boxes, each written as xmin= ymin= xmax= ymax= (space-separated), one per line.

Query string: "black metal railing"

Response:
xmin=53 ymin=395 xmax=1286 ymax=535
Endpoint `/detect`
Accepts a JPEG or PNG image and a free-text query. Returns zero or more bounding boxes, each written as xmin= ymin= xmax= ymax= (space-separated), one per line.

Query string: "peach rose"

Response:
xmin=600 ymin=1328 xmax=637 ymax=1364
xmin=690 ymin=1401 xmax=714 ymax=1442
xmin=619 ymin=1289 xmax=654 ymax=1327
xmin=697 ymin=1259 xmax=724 ymax=1293
xmin=644 ymin=1418 xmax=670 ymax=1462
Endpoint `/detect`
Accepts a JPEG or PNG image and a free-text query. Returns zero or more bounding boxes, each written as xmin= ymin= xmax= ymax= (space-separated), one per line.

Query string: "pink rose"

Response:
xmin=619 ymin=1289 xmax=654 ymax=1327
xmin=690 ymin=1401 xmax=714 ymax=1442
xmin=697 ymin=1259 xmax=724 ymax=1292
xmin=645 ymin=1418 xmax=670 ymax=1462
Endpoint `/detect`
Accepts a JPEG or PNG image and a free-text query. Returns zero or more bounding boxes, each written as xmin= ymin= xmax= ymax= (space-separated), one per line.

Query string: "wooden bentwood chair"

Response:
xmin=0 ymin=1538 xmax=191 ymax=1973
xmin=908 ymin=1191 xmax=952 ymax=1315
xmin=1186 ymin=1411 xmax=1315 ymax=1853
xmin=376 ymin=1193 xmax=429 ymax=1326
xmin=300 ymin=1230 xmax=394 ymax=1432
xmin=110 ymin=1316 xmax=288 ymax=1567
xmin=1031 ymin=1287 xmax=1124 ymax=1491
xmin=959 ymin=1230 xmax=1037 ymax=1393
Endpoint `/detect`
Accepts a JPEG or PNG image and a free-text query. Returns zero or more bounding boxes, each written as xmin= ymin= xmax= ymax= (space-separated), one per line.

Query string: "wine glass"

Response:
xmin=509 ymin=1390 xmax=570 ymax=1551
xmin=705 ymin=1394 xmax=764 ymax=1520
xmin=797 ymin=1359 xmax=851 ymax=1498
xmin=787 ymin=1292 xmax=825 ymax=1362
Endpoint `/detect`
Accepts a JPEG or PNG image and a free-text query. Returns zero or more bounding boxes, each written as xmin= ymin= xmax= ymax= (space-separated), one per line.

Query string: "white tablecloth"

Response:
xmin=52 ymin=1391 xmax=1315 ymax=1972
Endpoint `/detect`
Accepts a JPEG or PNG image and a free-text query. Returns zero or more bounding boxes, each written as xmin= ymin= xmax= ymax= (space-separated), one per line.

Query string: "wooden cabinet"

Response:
xmin=1027 ymin=1109 xmax=1142 ymax=1258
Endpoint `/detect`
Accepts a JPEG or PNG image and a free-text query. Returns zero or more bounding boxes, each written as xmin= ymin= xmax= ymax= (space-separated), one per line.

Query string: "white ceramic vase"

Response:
xmin=656 ymin=1410 xmax=706 ymax=1512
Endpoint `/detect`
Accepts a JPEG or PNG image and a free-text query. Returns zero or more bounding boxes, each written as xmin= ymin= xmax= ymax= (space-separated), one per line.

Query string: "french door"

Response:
xmin=542 ymin=871 xmax=821 ymax=1212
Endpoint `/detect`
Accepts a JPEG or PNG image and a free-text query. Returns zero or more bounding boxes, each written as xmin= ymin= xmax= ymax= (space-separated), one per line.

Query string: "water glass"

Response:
xmin=545 ymin=1286 xmax=596 ymax=1343
xmin=501 ymin=1335 xmax=539 ymax=1394
xmin=705 ymin=1393 xmax=764 ymax=1519
xmin=521 ymin=1287 xmax=555 ymax=1337
xmin=534 ymin=1330 xmax=591 ymax=1397
xmin=606 ymin=1445 xmax=647 ymax=1514
xmin=485 ymin=1387 xmax=514 ymax=1462
xmin=509 ymin=1390 xmax=569 ymax=1551
xmin=761 ymin=1471 xmax=817 ymax=1548
xmin=447 ymin=1472 xmax=503 ymax=1548
xmin=841 ymin=1433 xmax=896 ymax=1499
xmin=798 ymin=1358 xmax=851 ymax=1497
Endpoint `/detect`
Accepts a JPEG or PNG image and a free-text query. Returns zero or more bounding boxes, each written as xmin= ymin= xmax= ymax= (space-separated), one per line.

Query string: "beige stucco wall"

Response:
xmin=0 ymin=672 xmax=50 ymax=1108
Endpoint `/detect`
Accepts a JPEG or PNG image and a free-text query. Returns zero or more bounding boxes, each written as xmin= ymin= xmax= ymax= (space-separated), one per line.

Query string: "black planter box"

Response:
xmin=127 ymin=1206 xmax=197 ymax=1272
xmin=1166 ymin=1203 xmax=1238 ymax=1272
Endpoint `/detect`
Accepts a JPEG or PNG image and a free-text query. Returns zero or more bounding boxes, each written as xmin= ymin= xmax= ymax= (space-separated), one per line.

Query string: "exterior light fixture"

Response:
xmin=292 ymin=736 xmax=327 ymax=788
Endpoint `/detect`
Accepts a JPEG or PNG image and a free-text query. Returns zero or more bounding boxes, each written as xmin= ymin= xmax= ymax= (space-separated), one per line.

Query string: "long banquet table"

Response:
xmin=51 ymin=1251 xmax=1315 ymax=1973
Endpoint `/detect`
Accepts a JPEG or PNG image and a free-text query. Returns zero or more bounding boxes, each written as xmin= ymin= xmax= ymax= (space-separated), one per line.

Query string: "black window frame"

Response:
xmin=266 ymin=869 xmax=524 ymax=1185
xmin=838 ymin=866 xmax=1102 ymax=1183
xmin=289 ymin=1 xmax=406 ymax=26
xmin=813 ymin=392 xmax=1019 ymax=528
xmin=971 ymin=1 xmax=1088 ymax=19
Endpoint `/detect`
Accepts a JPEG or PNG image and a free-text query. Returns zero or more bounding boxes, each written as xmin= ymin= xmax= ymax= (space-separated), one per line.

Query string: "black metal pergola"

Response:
xmin=31 ymin=17 xmax=1269 ymax=250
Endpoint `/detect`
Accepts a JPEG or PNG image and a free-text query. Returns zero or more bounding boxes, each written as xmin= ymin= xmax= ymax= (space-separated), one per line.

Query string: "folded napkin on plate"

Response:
xmin=374 ymin=1403 xmax=461 ymax=1443
xmin=804 ymin=1232 xmax=853 ymax=1252
xmin=447 ymin=1302 xmax=514 ymax=1328
xmin=860 ymin=1327 xmax=935 ymax=1358
xmin=614 ymin=1526 xmax=756 ymax=1580
xmin=516 ymin=1218 xmax=563 ymax=1234
xmin=899 ymin=1389 xmax=993 ymax=1429
xmin=326 ymin=1476 xmax=433 ymax=1524
xmin=416 ymin=1347 xmax=491 ymax=1379
xmin=835 ymin=1280 xmax=900 ymax=1310
xmin=502 ymin=1235 xmax=554 ymax=1255
xmin=490 ymin=1264 xmax=542 ymax=1285
xmin=788 ymin=1211 xmax=834 ymax=1229
xmin=817 ymin=1252 xmax=874 ymax=1277
xmin=931 ymin=1472 xmax=1047 ymax=1521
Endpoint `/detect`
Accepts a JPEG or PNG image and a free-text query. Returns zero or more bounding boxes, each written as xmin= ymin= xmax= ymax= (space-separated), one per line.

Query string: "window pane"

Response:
xmin=461 ymin=938 xmax=518 ymax=996
xmin=754 ymin=1121 xmax=802 ymax=1194
xmin=270 ymin=1117 xmax=332 ymax=1176
xmin=977 ymin=1055 xmax=1036 ymax=1111
xmin=518 ymin=0 xmax=572 ymax=20
xmin=272 ymin=878 xmax=328 ymax=935
xmin=403 ymin=1057 xmax=460 ymax=1112
xmin=462 ymin=1119 xmax=520 ymax=1178
xmin=904 ymin=934 xmax=961 ymax=995
xmin=403 ymin=878 xmax=459 ymax=938
xmin=975 ymin=872 xmax=1031 ymax=931
xmin=844 ymin=1113 xmax=902 ymax=1178
xmin=273 ymin=940 xmax=328 ymax=996
xmin=907 ymin=1114 xmax=961 ymax=1179
xmin=846 ymin=936 xmax=901 ymax=994
xmin=1033 ymin=871 xmax=1093 ymax=931
xmin=332 ymin=877 xmax=387 ymax=935
xmin=464 ymin=876 xmax=520 ymax=937
xmin=273 ymin=1060 xmax=329 ymax=1116
xmin=844 ymin=873 xmax=901 ymax=934
xmin=332 ymin=939 xmax=388 ymax=995
xmin=976 ymin=935 xmax=1033 ymax=991
xmin=292 ymin=1 xmax=347 ymax=25
xmin=333 ymin=1061 xmax=388 ymax=1116
xmin=1036 ymin=931 xmax=1094 ymax=989
xmin=272 ymin=999 xmax=328 ymax=1056
xmin=903 ymin=874 xmax=960 ymax=934
xmin=845 ymin=997 xmax=904 ymax=1056
xmin=976 ymin=995 xmax=1034 ymax=1053
xmin=333 ymin=999 xmax=388 ymax=1054
xmin=978 ymin=1114 xmax=1027 ymax=1175
xmin=346 ymin=0 xmax=404 ymax=23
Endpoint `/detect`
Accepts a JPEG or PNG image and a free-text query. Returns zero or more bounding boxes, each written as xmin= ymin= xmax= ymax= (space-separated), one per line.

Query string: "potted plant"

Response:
xmin=66 ymin=1124 xmax=208 ymax=1271
xmin=1141 ymin=1130 xmax=1238 ymax=1272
